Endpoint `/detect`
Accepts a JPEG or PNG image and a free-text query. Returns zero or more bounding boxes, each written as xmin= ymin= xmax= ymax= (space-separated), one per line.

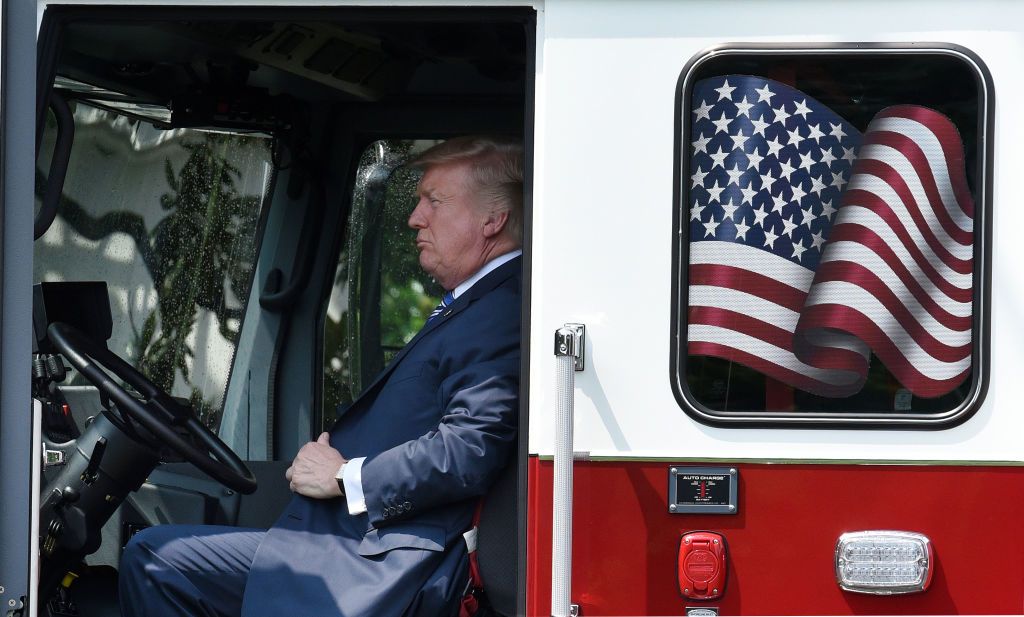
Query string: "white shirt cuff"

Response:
xmin=342 ymin=457 xmax=367 ymax=515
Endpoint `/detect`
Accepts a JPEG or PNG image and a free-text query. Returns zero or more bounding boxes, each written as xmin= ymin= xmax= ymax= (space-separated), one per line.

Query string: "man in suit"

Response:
xmin=119 ymin=136 xmax=523 ymax=617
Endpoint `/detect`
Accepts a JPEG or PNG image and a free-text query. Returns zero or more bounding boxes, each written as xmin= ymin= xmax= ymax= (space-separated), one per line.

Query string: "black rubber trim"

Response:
xmin=35 ymin=92 xmax=74 ymax=240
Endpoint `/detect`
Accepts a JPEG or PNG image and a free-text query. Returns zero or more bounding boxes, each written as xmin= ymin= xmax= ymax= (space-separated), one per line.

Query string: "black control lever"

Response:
xmin=82 ymin=437 xmax=107 ymax=485
xmin=45 ymin=354 xmax=68 ymax=382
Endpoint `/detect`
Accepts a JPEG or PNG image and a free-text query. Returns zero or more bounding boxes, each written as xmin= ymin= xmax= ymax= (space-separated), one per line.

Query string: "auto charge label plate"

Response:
xmin=668 ymin=466 xmax=738 ymax=514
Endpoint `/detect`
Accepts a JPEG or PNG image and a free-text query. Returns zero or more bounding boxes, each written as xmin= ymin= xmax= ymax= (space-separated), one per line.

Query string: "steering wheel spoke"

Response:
xmin=46 ymin=321 xmax=257 ymax=494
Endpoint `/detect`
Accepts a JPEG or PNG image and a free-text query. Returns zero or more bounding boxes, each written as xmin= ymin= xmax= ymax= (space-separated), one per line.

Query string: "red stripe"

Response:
xmin=839 ymin=187 xmax=972 ymax=277
xmin=689 ymin=263 xmax=807 ymax=312
xmin=852 ymin=155 xmax=973 ymax=264
xmin=874 ymin=105 xmax=974 ymax=218
xmin=688 ymin=342 xmax=865 ymax=399
xmin=828 ymin=219 xmax=973 ymax=304
xmin=689 ymin=306 xmax=797 ymax=350
xmin=800 ymin=283 xmax=971 ymax=364
xmin=859 ymin=132 xmax=973 ymax=247
xmin=812 ymin=260 xmax=971 ymax=332
xmin=688 ymin=306 xmax=870 ymax=397
xmin=797 ymin=306 xmax=971 ymax=397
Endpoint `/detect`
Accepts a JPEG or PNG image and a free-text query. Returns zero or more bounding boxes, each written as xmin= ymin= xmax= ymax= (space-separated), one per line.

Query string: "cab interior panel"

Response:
xmin=34 ymin=7 xmax=531 ymax=616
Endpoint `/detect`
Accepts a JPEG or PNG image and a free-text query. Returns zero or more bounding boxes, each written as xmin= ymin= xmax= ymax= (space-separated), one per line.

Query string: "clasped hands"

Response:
xmin=285 ymin=432 xmax=347 ymax=499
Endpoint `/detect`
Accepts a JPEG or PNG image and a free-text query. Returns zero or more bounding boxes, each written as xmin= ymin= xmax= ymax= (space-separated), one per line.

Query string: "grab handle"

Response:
xmin=552 ymin=323 xmax=584 ymax=617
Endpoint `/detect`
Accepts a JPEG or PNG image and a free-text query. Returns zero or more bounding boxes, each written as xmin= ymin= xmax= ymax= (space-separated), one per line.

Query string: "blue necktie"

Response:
xmin=427 ymin=290 xmax=455 ymax=324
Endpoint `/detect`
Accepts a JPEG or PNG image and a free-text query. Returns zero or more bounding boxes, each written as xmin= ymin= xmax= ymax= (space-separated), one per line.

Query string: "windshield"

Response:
xmin=35 ymin=101 xmax=275 ymax=430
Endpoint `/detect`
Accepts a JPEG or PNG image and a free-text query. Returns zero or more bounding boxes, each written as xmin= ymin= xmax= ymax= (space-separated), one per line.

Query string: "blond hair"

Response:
xmin=412 ymin=136 xmax=524 ymax=242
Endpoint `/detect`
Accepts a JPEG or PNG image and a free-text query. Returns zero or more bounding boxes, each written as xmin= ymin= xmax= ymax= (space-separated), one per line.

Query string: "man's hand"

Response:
xmin=285 ymin=432 xmax=347 ymax=499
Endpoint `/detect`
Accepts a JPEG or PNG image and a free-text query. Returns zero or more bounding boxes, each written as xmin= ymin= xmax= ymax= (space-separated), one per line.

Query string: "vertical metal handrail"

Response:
xmin=552 ymin=324 xmax=584 ymax=617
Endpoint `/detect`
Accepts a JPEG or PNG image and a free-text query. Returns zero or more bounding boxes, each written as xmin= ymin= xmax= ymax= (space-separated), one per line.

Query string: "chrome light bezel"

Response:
xmin=835 ymin=530 xmax=933 ymax=595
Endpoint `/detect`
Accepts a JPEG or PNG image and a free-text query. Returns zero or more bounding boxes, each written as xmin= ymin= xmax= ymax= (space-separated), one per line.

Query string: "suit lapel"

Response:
xmin=338 ymin=256 xmax=521 ymax=418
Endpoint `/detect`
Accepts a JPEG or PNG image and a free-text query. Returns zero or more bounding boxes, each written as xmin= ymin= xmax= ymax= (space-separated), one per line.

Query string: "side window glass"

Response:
xmin=322 ymin=140 xmax=443 ymax=427
xmin=35 ymin=102 xmax=274 ymax=429
xmin=673 ymin=49 xmax=989 ymax=426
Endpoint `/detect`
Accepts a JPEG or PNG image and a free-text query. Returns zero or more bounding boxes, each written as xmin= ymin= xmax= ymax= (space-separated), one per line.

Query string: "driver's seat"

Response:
xmin=474 ymin=456 xmax=519 ymax=616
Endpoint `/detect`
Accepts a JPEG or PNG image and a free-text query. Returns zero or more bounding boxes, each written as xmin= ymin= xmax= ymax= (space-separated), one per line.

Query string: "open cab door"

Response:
xmin=7 ymin=4 xmax=535 ymax=617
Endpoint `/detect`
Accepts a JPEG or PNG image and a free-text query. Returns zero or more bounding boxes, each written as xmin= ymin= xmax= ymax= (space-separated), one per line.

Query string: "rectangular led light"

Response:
xmin=835 ymin=531 xmax=933 ymax=595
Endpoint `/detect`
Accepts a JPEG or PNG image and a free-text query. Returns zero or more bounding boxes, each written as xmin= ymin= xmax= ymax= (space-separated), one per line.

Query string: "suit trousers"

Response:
xmin=119 ymin=524 xmax=266 ymax=617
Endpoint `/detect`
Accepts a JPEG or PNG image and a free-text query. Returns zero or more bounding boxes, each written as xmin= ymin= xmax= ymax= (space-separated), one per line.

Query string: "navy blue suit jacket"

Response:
xmin=241 ymin=256 xmax=521 ymax=617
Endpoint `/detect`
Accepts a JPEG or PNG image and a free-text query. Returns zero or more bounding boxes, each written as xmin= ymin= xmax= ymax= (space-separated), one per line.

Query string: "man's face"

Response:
xmin=408 ymin=162 xmax=490 ymax=290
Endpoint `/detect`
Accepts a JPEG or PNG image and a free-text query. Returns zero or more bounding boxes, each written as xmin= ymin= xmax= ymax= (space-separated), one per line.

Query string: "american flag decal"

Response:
xmin=686 ymin=76 xmax=974 ymax=399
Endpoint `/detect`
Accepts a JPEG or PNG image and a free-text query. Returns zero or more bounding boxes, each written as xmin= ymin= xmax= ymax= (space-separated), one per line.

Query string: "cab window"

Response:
xmin=321 ymin=139 xmax=443 ymax=428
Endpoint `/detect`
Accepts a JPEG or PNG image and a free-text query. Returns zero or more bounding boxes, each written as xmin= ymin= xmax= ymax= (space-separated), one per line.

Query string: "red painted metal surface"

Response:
xmin=527 ymin=457 xmax=1024 ymax=615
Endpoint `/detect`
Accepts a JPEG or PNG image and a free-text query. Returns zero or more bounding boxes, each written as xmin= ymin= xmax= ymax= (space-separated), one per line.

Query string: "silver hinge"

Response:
xmin=42 ymin=444 xmax=66 ymax=468
xmin=553 ymin=323 xmax=585 ymax=371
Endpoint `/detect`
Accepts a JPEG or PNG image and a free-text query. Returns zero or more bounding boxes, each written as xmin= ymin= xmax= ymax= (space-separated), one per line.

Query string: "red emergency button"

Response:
xmin=678 ymin=531 xmax=727 ymax=601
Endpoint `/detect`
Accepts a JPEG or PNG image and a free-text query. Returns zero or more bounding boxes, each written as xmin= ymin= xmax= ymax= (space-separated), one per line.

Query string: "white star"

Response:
xmin=792 ymin=238 xmax=808 ymax=261
xmin=781 ymin=215 xmax=798 ymax=238
xmin=809 ymin=174 xmax=826 ymax=196
xmin=800 ymin=206 xmax=816 ymax=226
xmin=714 ymin=79 xmax=736 ymax=101
xmin=703 ymin=217 xmax=721 ymax=238
xmin=821 ymin=199 xmax=837 ymax=219
xmin=750 ymin=115 xmax=770 ymax=137
xmin=829 ymin=123 xmax=848 ymax=140
xmin=730 ymin=130 xmax=750 ymax=152
xmin=734 ymin=96 xmax=754 ymax=118
xmin=841 ymin=146 xmax=856 ymax=164
xmin=752 ymin=205 xmax=770 ymax=227
xmin=692 ymin=133 xmax=712 ymax=154
xmin=725 ymin=163 xmax=745 ymax=186
xmin=693 ymin=100 xmax=714 ymax=121
xmin=762 ymin=226 xmax=779 ymax=248
xmin=758 ymin=170 xmax=775 ymax=190
xmin=734 ymin=217 xmax=751 ymax=240
xmin=831 ymin=171 xmax=848 ymax=190
xmin=755 ymin=83 xmax=775 ymax=103
xmin=705 ymin=180 xmax=725 ymax=203
xmin=739 ymin=182 xmax=758 ymax=205
xmin=690 ymin=166 xmax=708 ymax=188
xmin=709 ymin=147 xmax=729 ymax=169
xmin=790 ymin=182 xmax=807 ymax=204
xmin=745 ymin=148 xmax=765 ymax=171
xmin=772 ymin=104 xmax=791 ymax=125
xmin=810 ymin=229 xmax=826 ymax=249
xmin=766 ymin=136 xmax=785 ymax=157
xmin=778 ymin=159 xmax=796 ymax=180
xmin=793 ymin=99 xmax=812 ymax=119
xmin=820 ymin=148 xmax=837 ymax=166
xmin=712 ymin=111 xmax=732 ymax=134
xmin=807 ymin=123 xmax=826 ymax=142
xmin=798 ymin=150 xmax=817 ymax=170
xmin=690 ymin=200 xmax=704 ymax=221
xmin=721 ymin=198 xmax=740 ymax=220
xmin=770 ymin=192 xmax=787 ymax=214
xmin=787 ymin=126 xmax=805 ymax=149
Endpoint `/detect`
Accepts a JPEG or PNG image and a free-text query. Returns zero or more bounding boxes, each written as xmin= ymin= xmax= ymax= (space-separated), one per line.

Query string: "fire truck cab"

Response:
xmin=0 ymin=1 xmax=1021 ymax=615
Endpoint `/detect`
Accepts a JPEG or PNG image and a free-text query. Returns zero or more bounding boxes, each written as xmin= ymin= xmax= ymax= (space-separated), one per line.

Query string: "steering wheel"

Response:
xmin=46 ymin=321 xmax=258 ymax=494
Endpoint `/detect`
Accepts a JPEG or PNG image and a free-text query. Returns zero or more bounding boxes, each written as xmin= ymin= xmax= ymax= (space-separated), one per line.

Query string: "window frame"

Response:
xmin=669 ymin=43 xmax=994 ymax=429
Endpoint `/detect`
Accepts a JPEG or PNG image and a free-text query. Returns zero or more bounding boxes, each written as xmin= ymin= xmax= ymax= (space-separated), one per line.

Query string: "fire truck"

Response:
xmin=0 ymin=0 xmax=1018 ymax=615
